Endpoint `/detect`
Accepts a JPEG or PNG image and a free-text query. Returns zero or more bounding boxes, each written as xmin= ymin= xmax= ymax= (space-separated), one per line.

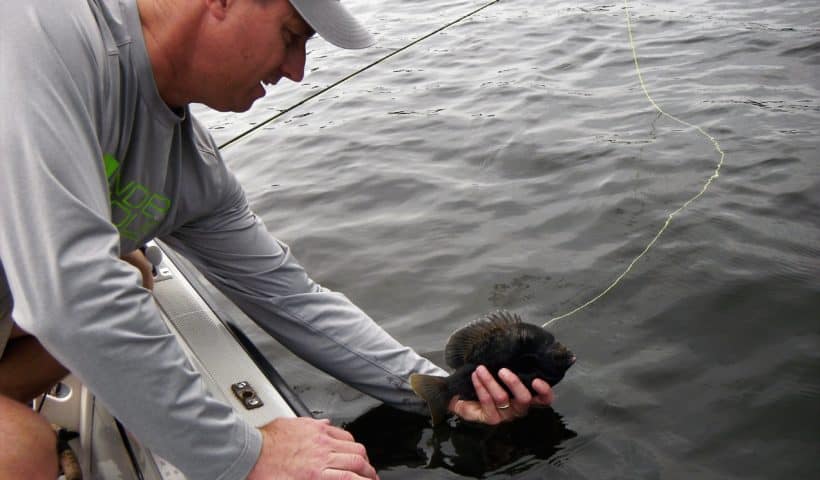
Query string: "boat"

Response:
xmin=35 ymin=240 xmax=311 ymax=479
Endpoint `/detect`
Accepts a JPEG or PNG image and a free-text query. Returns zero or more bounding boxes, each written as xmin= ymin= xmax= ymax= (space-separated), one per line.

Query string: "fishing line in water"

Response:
xmin=218 ymin=0 xmax=502 ymax=150
xmin=542 ymin=0 xmax=725 ymax=328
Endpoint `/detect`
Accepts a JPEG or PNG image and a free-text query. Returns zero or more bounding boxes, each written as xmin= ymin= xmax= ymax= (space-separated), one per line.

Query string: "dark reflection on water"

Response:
xmin=345 ymin=405 xmax=577 ymax=478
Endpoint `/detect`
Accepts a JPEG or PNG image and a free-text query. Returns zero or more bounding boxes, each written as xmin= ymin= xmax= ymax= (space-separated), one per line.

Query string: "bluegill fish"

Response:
xmin=410 ymin=310 xmax=575 ymax=425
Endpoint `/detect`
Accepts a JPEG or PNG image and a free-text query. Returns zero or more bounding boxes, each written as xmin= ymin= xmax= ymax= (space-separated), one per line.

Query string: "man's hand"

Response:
xmin=120 ymin=249 xmax=154 ymax=290
xmin=248 ymin=417 xmax=379 ymax=480
xmin=448 ymin=365 xmax=554 ymax=425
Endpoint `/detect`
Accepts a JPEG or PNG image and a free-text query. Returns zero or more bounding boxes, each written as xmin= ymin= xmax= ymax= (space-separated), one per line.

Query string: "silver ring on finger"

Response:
xmin=497 ymin=403 xmax=511 ymax=410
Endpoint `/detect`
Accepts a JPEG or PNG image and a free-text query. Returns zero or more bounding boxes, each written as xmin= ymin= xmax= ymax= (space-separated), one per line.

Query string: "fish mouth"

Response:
xmin=552 ymin=342 xmax=576 ymax=366
xmin=549 ymin=349 xmax=576 ymax=369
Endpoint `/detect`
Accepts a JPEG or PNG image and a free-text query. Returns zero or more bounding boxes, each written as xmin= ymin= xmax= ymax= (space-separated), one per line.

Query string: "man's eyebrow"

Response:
xmin=286 ymin=10 xmax=315 ymax=38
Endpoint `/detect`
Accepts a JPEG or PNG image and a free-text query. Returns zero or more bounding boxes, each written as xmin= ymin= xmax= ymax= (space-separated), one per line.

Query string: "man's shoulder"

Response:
xmin=3 ymin=0 xmax=113 ymax=70
xmin=5 ymin=1 xmax=99 ymax=39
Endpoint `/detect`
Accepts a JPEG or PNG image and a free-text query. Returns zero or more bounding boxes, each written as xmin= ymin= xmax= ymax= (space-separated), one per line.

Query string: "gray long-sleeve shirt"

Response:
xmin=0 ymin=0 xmax=445 ymax=478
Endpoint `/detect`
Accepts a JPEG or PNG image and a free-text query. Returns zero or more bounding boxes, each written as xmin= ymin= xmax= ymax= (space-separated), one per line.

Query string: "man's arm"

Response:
xmin=162 ymin=174 xmax=447 ymax=415
xmin=0 ymin=6 xmax=261 ymax=479
xmin=162 ymin=154 xmax=554 ymax=424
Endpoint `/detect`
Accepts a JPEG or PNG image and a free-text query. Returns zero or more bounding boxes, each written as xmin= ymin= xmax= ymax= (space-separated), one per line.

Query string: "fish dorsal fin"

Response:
xmin=444 ymin=310 xmax=523 ymax=368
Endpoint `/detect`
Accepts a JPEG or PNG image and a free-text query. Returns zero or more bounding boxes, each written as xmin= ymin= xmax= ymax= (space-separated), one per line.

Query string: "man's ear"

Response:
xmin=203 ymin=0 xmax=231 ymax=21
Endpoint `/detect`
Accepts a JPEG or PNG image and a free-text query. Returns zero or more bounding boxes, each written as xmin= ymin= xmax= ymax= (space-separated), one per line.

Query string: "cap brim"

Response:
xmin=289 ymin=0 xmax=375 ymax=50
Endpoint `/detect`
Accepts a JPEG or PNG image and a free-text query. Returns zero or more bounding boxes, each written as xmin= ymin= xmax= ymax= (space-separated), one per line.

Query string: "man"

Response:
xmin=0 ymin=0 xmax=555 ymax=478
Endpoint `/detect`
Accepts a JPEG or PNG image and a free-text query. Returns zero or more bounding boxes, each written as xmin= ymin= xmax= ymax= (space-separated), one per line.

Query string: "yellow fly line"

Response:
xmin=543 ymin=0 xmax=726 ymax=328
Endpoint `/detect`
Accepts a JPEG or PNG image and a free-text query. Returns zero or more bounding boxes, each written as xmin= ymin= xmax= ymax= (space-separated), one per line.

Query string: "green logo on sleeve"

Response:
xmin=104 ymin=154 xmax=171 ymax=241
xmin=103 ymin=153 xmax=120 ymax=179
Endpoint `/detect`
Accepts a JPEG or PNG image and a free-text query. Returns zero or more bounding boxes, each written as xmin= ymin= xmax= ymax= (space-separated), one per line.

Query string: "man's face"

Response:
xmin=203 ymin=0 xmax=315 ymax=112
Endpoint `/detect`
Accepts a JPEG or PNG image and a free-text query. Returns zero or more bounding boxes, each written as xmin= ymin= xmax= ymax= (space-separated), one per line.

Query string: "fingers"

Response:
xmin=322 ymin=422 xmax=355 ymax=442
xmin=498 ymin=368 xmax=532 ymax=416
xmin=318 ymin=422 xmax=376 ymax=478
xmin=120 ymin=250 xmax=154 ymax=290
xmin=467 ymin=366 xmax=557 ymax=425
xmin=321 ymin=470 xmax=375 ymax=480
xmin=252 ymin=418 xmax=378 ymax=480
xmin=472 ymin=366 xmax=508 ymax=425
xmin=450 ymin=366 xmax=559 ymax=426
xmin=321 ymin=473 xmax=370 ymax=480
xmin=448 ymin=395 xmax=483 ymax=423
xmin=475 ymin=365 xmax=509 ymax=407
xmin=325 ymin=436 xmax=370 ymax=462
xmin=530 ymin=378 xmax=555 ymax=406
xmin=323 ymin=452 xmax=378 ymax=480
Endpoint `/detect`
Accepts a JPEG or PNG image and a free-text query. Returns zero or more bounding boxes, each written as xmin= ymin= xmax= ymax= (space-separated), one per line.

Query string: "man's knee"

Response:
xmin=0 ymin=333 xmax=68 ymax=403
xmin=0 ymin=394 xmax=59 ymax=479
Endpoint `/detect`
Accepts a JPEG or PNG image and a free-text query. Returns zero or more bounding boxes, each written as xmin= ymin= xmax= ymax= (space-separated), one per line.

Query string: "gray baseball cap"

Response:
xmin=289 ymin=0 xmax=375 ymax=49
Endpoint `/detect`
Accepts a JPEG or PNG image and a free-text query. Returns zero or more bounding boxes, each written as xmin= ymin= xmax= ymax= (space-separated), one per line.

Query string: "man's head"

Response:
xmin=287 ymin=0 xmax=373 ymax=50
xmin=140 ymin=0 xmax=372 ymax=112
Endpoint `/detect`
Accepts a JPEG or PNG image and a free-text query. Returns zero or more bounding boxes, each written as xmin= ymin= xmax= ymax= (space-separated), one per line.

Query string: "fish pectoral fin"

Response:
xmin=409 ymin=374 xmax=450 ymax=426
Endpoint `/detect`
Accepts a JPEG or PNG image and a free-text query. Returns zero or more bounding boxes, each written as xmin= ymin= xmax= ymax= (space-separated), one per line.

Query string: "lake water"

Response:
xmin=192 ymin=1 xmax=820 ymax=478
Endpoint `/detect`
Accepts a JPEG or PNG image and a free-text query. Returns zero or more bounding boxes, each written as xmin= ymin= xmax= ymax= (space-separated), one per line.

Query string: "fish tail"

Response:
xmin=409 ymin=374 xmax=450 ymax=426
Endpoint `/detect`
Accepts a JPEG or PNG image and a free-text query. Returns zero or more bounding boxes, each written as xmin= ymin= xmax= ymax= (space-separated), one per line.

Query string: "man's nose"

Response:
xmin=280 ymin=44 xmax=307 ymax=82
